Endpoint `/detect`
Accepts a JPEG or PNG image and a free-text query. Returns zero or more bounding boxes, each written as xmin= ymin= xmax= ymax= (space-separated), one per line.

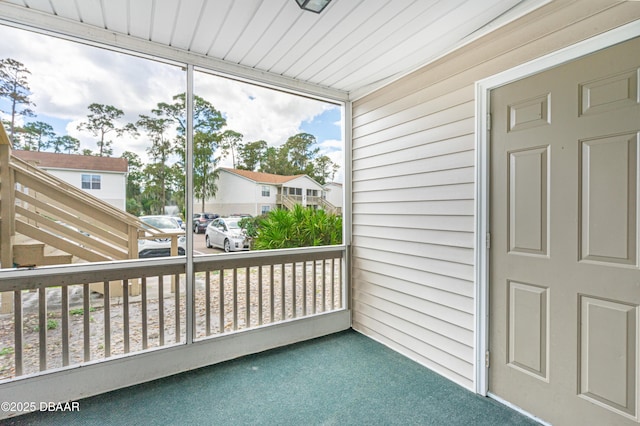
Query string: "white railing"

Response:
xmin=0 ymin=259 xmax=186 ymax=378
xmin=193 ymin=247 xmax=343 ymax=338
xmin=0 ymin=247 xmax=344 ymax=381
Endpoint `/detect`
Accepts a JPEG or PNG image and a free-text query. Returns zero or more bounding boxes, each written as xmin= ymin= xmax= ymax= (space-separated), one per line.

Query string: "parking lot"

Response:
xmin=192 ymin=231 xmax=224 ymax=255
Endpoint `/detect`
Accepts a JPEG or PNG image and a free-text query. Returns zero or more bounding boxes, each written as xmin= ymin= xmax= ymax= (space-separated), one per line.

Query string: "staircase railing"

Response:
xmin=276 ymin=193 xmax=339 ymax=214
xmin=277 ymin=194 xmax=299 ymax=210
xmin=315 ymin=197 xmax=339 ymax=215
xmin=0 ymin=123 xmax=182 ymax=267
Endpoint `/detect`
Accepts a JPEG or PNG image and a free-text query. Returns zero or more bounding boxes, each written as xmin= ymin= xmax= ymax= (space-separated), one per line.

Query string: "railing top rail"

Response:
xmin=194 ymin=245 xmax=345 ymax=271
xmin=0 ymin=257 xmax=186 ymax=291
xmin=0 ymin=245 xmax=347 ymax=291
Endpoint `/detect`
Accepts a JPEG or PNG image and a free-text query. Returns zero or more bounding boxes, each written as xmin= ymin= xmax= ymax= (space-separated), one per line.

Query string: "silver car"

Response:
xmin=138 ymin=215 xmax=186 ymax=258
xmin=205 ymin=217 xmax=250 ymax=252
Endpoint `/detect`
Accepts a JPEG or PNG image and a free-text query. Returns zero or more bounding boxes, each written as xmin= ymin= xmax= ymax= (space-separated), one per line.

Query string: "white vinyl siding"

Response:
xmin=207 ymin=171 xmax=277 ymax=216
xmin=47 ymin=169 xmax=126 ymax=210
xmin=350 ymin=1 xmax=640 ymax=390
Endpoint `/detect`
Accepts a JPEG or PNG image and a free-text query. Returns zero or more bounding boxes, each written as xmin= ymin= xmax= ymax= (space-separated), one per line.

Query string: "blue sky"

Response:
xmin=301 ymin=107 xmax=341 ymax=144
xmin=0 ymin=24 xmax=344 ymax=181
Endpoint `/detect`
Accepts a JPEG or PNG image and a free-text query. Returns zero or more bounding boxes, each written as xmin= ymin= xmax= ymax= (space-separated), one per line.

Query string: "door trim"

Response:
xmin=474 ymin=19 xmax=640 ymax=396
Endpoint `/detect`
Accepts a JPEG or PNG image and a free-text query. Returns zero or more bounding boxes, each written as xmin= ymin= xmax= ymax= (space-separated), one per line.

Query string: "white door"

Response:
xmin=489 ymin=37 xmax=640 ymax=425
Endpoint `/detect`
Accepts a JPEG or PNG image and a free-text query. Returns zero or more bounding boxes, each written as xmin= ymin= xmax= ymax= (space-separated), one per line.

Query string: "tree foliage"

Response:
xmin=0 ymin=58 xmax=36 ymax=146
xmin=153 ymin=93 xmax=227 ymax=213
xmin=121 ymin=151 xmax=144 ymax=215
xmin=238 ymin=132 xmax=338 ymax=184
xmin=20 ymin=121 xmax=54 ymax=151
xmin=237 ymin=140 xmax=267 ymax=171
xmin=136 ymin=113 xmax=174 ymax=213
xmin=52 ymin=135 xmax=80 ymax=154
xmin=76 ymin=103 xmax=137 ymax=157
xmin=219 ymin=129 xmax=243 ymax=168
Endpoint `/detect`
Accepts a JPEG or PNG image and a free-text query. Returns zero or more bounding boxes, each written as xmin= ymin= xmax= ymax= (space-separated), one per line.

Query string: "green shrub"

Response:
xmin=238 ymin=215 xmax=264 ymax=239
xmin=251 ymin=205 xmax=342 ymax=250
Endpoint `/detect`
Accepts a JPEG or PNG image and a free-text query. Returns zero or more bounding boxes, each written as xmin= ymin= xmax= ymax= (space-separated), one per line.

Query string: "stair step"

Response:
xmin=41 ymin=254 xmax=74 ymax=265
xmin=13 ymin=243 xmax=45 ymax=267
xmin=13 ymin=242 xmax=74 ymax=267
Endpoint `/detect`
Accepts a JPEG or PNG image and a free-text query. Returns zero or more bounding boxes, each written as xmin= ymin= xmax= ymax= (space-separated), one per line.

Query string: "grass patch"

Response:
xmin=0 ymin=347 xmax=14 ymax=356
xmin=69 ymin=307 xmax=96 ymax=316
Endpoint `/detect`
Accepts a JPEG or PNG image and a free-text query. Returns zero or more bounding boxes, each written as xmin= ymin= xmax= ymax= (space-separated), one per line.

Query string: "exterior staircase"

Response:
xmin=12 ymin=235 xmax=73 ymax=267
xmin=277 ymin=193 xmax=340 ymax=215
xmin=0 ymin=122 xmax=183 ymax=312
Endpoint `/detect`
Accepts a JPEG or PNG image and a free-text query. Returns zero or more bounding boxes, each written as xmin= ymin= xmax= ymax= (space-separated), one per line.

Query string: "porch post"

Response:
xmin=0 ymin=123 xmax=15 ymax=312
xmin=127 ymin=226 xmax=141 ymax=296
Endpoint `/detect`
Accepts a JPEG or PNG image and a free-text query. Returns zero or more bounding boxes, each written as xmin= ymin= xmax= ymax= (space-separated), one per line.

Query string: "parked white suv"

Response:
xmin=138 ymin=215 xmax=186 ymax=258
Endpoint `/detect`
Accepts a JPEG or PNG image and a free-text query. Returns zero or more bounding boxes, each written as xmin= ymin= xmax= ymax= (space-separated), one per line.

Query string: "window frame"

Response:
xmin=81 ymin=174 xmax=101 ymax=190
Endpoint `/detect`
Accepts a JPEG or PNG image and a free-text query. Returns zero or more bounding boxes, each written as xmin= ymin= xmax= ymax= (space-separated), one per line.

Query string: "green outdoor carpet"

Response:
xmin=6 ymin=330 xmax=540 ymax=425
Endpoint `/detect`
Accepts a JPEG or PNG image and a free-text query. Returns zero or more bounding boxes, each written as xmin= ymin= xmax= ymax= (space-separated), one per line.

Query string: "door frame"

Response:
xmin=474 ymin=19 xmax=640 ymax=397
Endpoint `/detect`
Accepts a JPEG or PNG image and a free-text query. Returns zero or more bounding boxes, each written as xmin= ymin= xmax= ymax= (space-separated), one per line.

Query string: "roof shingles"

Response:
xmin=222 ymin=168 xmax=305 ymax=184
xmin=13 ymin=150 xmax=128 ymax=173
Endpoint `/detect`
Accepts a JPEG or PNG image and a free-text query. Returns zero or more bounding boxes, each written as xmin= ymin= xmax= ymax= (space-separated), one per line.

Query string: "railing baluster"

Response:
xmin=338 ymin=258 xmax=343 ymax=309
xmin=104 ymin=280 xmax=111 ymax=357
xmin=219 ymin=269 xmax=224 ymax=334
xmin=14 ymin=290 xmax=23 ymax=376
xmin=322 ymin=259 xmax=327 ymax=312
xmin=141 ymin=276 xmax=148 ymax=349
xmin=174 ymin=273 xmax=180 ymax=343
xmin=302 ymin=261 xmax=307 ymax=317
xmin=269 ymin=265 xmax=274 ymax=323
xmin=280 ymin=263 xmax=285 ymax=320
xmin=244 ymin=267 xmax=250 ymax=328
xmin=83 ymin=283 xmax=90 ymax=362
xmin=258 ymin=266 xmax=263 ymax=326
xmin=123 ymin=279 xmax=130 ymax=354
xmin=292 ymin=262 xmax=297 ymax=319
xmin=312 ymin=260 xmax=317 ymax=315
xmin=158 ymin=275 xmax=165 ymax=347
xmin=205 ymin=271 xmax=211 ymax=336
xmin=61 ymin=285 xmax=69 ymax=366
xmin=331 ymin=258 xmax=335 ymax=310
xmin=233 ymin=268 xmax=238 ymax=331
xmin=38 ymin=287 xmax=47 ymax=371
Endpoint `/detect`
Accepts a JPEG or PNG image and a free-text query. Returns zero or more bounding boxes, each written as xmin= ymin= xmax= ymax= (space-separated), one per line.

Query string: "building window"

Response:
xmin=261 ymin=205 xmax=271 ymax=214
xmin=289 ymin=187 xmax=302 ymax=196
xmin=81 ymin=174 xmax=101 ymax=190
xmin=261 ymin=186 xmax=270 ymax=197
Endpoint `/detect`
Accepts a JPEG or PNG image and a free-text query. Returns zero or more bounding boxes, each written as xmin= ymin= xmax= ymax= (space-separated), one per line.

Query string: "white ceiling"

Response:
xmin=0 ymin=0 xmax=545 ymax=99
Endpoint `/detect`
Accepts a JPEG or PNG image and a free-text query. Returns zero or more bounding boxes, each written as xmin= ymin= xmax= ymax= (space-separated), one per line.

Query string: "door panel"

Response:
xmin=579 ymin=296 xmax=637 ymax=417
xmin=580 ymin=133 xmax=637 ymax=264
xmin=507 ymin=281 xmax=548 ymax=379
xmin=489 ymin=37 xmax=640 ymax=425
xmin=508 ymin=146 xmax=549 ymax=255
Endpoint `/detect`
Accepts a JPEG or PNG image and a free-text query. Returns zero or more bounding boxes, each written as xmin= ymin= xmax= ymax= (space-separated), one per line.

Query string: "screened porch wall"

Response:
xmin=350 ymin=0 xmax=640 ymax=390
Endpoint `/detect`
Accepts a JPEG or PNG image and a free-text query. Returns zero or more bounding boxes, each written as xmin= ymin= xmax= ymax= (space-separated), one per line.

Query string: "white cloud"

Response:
xmin=0 ymin=24 xmax=342 ymax=177
xmin=195 ymin=74 xmax=330 ymax=147
xmin=319 ymin=139 xmax=344 ymax=183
